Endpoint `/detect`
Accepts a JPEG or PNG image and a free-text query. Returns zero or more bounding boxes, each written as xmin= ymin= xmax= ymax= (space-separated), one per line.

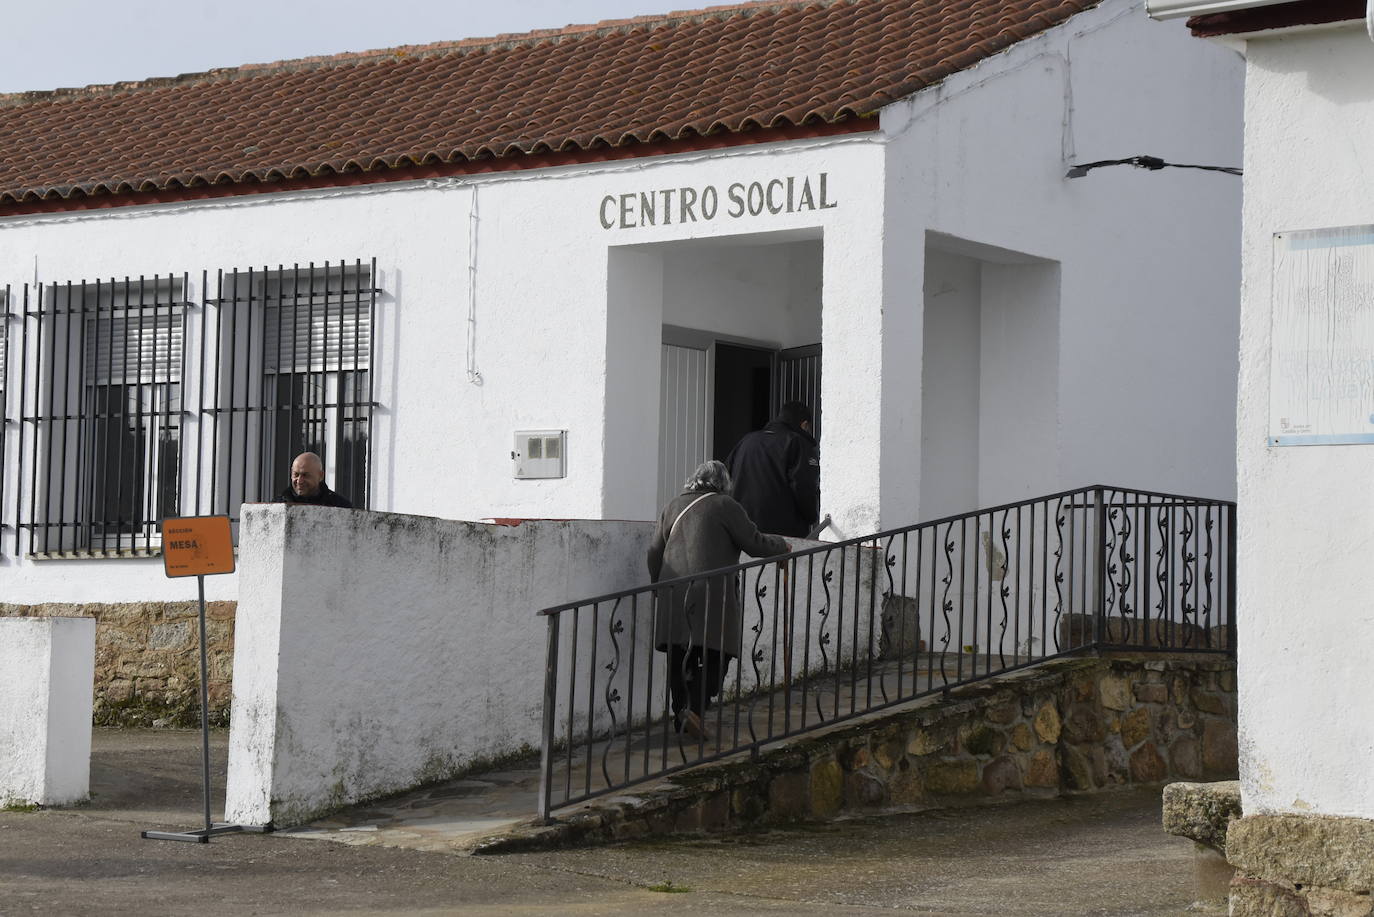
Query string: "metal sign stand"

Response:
xmin=143 ymin=516 xmax=267 ymax=844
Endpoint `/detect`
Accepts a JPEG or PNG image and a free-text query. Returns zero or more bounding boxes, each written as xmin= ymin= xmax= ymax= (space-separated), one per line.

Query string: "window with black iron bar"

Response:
xmin=1 ymin=285 xmax=11 ymax=545
xmin=12 ymin=276 xmax=188 ymax=557
xmin=196 ymin=260 xmax=377 ymax=524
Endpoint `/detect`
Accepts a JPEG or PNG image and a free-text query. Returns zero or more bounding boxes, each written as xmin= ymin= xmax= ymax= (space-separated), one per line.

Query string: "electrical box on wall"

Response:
xmin=513 ymin=430 xmax=566 ymax=479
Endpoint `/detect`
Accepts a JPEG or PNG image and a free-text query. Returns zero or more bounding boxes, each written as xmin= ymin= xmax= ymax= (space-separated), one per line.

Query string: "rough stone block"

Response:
xmin=845 ymin=771 xmax=887 ymax=808
xmin=767 ymin=772 xmax=810 ymax=821
xmin=907 ymin=728 xmax=947 ymax=757
xmin=1103 ymin=735 xmax=1129 ymax=783
xmin=148 ymin=621 xmax=191 ymax=649
xmin=981 ymin=756 xmax=1022 ymax=794
xmin=733 ymin=788 xmax=766 ymax=822
xmin=1229 ymin=875 xmax=1307 ymax=917
xmin=925 ymin=759 xmax=979 ymax=795
xmin=1128 ymin=742 xmax=1167 ymax=783
xmin=1032 ymin=703 xmax=1061 ymax=743
xmin=1200 ymin=718 xmax=1237 ymax=777
xmin=1134 ymin=683 xmax=1167 ymax=704
xmin=1062 ymin=745 xmax=1097 ymax=791
xmin=1062 ymin=704 xmax=1105 ymax=743
xmin=1169 ymin=737 xmax=1202 ymax=779
xmin=888 ymin=763 xmax=924 ymax=805
xmin=1010 ymin=723 xmax=1033 ymax=751
xmin=1228 ymin=814 xmax=1374 ymax=892
xmin=962 ymin=725 xmax=1002 ymax=757
xmin=1161 ymin=780 xmax=1241 ymax=855
xmin=985 ymin=698 xmax=1019 ymax=725
xmin=1099 ymin=674 xmax=1132 ymax=711
xmin=1120 ymin=707 xmax=1152 ymax=749
xmin=1025 ymin=749 xmax=1059 ymax=788
xmin=1306 ymin=887 xmax=1374 ymax=916
xmin=873 ymin=739 xmax=903 ymax=771
xmin=699 ymin=792 xmax=731 ymax=830
xmin=809 ymin=759 xmax=844 ymax=818
xmin=1190 ymin=689 xmax=1228 ymax=715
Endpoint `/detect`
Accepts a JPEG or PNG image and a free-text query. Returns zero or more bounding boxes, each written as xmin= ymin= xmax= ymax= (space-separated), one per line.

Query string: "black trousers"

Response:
xmin=667 ymin=645 xmax=729 ymax=720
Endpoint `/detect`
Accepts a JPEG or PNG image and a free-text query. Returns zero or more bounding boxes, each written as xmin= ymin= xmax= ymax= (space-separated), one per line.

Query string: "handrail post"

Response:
xmin=1092 ymin=486 xmax=1105 ymax=646
xmin=536 ymin=612 xmax=561 ymax=824
xmin=1225 ymin=502 xmax=1237 ymax=654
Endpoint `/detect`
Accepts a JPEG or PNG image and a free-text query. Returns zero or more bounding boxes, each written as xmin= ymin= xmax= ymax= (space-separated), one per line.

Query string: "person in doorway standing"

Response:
xmin=275 ymin=451 xmax=354 ymax=508
xmin=725 ymin=401 xmax=820 ymax=538
xmin=647 ymin=460 xmax=789 ymax=740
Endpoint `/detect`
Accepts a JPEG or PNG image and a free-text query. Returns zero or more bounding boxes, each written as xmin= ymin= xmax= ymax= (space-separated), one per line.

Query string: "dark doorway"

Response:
xmin=712 ymin=343 xmax=774 ymax=461
xmin=776 ymin=344 xmax=822 ymax=443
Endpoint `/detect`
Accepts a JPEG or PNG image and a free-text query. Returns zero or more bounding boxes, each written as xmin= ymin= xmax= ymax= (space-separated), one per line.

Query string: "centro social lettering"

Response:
xmin=599 ymin=173 xmax=837 ymax=230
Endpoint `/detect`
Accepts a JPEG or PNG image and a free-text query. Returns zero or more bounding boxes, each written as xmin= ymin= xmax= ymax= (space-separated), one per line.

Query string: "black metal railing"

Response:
xmin=3 ymin=260 xmax=380 ymax=557
xmin=536 ymin=485 xmax=1235 ymax=820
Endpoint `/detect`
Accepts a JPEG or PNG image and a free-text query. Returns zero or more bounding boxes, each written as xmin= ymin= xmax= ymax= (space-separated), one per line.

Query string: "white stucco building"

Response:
xmin=1149 ymin=0 xmax=1374 ymax=911
xmin=0 ymin=0 xmax=1243 ymax=608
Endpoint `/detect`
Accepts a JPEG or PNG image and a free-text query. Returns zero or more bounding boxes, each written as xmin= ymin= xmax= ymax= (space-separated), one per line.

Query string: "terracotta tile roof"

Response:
xmin=0 ymin=0 xmax=1101 ymax=211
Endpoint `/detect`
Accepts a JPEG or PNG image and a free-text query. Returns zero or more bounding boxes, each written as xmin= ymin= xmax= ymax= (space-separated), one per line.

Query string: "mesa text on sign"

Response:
xmin=161 ymin=516 xmax=235 ymax=578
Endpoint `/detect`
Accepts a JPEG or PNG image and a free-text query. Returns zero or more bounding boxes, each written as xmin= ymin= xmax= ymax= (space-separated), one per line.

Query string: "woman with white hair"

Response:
xmin=647 ymin=459 xmax=790 ymax=739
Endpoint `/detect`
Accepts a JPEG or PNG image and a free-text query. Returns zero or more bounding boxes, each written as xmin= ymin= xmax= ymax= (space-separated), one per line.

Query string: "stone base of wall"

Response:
xmin=0 ymin=602 xmax=235 ymax=727
xmin=1227 ymin=814 xmax=1374 ymax=917
xmin=474 ymin=653 xmax=1238 ymax=853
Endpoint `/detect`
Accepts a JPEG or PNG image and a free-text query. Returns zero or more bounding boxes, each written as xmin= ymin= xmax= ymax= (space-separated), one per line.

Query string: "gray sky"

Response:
xmin=2 ymin=0 xmax=688 ymax=94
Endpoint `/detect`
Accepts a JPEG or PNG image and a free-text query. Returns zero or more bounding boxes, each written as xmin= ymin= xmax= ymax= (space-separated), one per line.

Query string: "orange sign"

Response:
xmin=161 ymin=516 xmax=235 ymax=578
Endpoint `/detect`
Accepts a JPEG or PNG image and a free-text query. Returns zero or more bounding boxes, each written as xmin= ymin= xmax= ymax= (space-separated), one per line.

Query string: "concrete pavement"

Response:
xmin=0 ymin=728 xmax=1221 ymax=915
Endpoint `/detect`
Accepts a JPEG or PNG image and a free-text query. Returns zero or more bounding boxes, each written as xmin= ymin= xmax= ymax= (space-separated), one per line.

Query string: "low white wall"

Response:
xmin=0 ymin=617 xmax=95 ymax=806
xmin=224 ymin=503 xmax=653 ymax=827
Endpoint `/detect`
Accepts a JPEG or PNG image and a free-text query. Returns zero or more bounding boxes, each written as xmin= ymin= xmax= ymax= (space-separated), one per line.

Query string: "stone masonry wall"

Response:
xmin=1226 ymin=814 xmax=1374 ymax=917
xmin=486 ymin=654 xmax=1238 ymax=852
xmin=0 ymin=602 xmax=235 ymax=726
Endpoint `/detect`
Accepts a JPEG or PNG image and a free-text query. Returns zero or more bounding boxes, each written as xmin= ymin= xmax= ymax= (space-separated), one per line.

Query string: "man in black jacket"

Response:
xmin=276 ymin=452 xmax=354 ymax=508
xmin=725 ymin=401 xmax=819 ymax=538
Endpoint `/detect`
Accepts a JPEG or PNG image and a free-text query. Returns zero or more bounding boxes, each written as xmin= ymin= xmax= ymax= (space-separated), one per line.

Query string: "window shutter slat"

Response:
xmin=263 ymin=295 xmax=371 ymax=373
xmin=85 ymin=309 xmax=183 ymax=385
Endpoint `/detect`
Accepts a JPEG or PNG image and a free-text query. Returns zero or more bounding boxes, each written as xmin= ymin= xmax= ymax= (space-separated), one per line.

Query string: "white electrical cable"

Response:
xmin=466 ymin=186 xmax=482 ymax=386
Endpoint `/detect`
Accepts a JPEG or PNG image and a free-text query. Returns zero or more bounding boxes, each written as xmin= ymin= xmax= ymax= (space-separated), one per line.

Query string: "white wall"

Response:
xmin=1 ymin=139 xmax=882 ymax=603
xmin=224 ymin=503 xmax=653 ymax=826
xmin=0 ymin=0 xmax=1240 ymax=605
xmin=1234 ymin=24 xmax=1374 ymax=820
xmin=881 ymin=0 xmax=1243 ymax=530
xmin=660 ymin=238 xmax=823 ymax=348
xmin=920 ymin=250 xmax=982 ymax=519
xmin=0 ymin=617 xmax=95 ymax=806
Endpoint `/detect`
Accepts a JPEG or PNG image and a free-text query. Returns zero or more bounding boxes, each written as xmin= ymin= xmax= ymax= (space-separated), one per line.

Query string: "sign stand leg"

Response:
xmin=143 ymin=574 xmax=265 ymax=843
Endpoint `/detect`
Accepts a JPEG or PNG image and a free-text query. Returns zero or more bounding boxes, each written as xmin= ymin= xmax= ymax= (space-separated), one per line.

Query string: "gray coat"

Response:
xmin=647 ymin=490 xmax=790 ymax=656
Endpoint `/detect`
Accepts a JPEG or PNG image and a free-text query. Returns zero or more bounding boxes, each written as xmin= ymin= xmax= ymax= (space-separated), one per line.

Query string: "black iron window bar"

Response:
xmin=0 ymin=285 xmax=10 ymax=535
xmin=196 ymin=260 xmax=378 ymax=525
xmin=536 ymin=485 xmax=1236 ymax=820
xmin=5 ymin=259 xmax=379 ymax=558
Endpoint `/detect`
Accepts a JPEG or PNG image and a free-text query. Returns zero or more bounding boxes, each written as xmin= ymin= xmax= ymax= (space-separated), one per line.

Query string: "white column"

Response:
xmin=0 ymin=617 xmax=96 ymax=806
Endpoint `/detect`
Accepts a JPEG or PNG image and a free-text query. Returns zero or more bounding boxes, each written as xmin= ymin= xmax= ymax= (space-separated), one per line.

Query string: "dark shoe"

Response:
xmin=681 ymin=710 xmax=711 ymax=741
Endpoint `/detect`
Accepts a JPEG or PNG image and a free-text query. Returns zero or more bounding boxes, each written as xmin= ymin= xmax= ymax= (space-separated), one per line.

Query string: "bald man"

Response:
xmin=275 ymin=452 xmax=354 ymax=508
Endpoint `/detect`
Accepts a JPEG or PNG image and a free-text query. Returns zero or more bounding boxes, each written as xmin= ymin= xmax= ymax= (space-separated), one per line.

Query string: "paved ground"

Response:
xmin=0 ymin=729 xmax=1222 ymax=916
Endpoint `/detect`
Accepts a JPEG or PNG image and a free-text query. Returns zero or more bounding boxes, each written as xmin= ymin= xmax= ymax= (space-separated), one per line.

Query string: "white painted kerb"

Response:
xmin=0 ymin=617 xmax=96 ymax=806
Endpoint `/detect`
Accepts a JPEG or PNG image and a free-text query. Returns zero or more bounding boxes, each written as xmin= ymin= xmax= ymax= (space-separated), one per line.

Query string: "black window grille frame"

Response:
xmin=4 ymin=258 xmax=380 ymax=558
xmin=1 ymin=285 xmax=10 ymax=539
xmin=197 ymin=259 xmax=378 ymax=524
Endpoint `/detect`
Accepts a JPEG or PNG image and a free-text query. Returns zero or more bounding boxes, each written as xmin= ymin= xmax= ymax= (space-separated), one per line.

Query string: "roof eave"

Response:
xmin=1172 ymin=0 xmax=1367 ymax=37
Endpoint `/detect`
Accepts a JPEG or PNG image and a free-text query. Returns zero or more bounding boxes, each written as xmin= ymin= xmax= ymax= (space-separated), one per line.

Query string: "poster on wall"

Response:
xmin=1269 ymin=225 xmax=1374 ymax=446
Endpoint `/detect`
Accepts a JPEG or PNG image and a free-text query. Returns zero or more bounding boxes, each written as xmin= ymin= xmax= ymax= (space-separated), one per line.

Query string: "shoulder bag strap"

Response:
xmin=667 ymin=493 xmax=714 ymax=542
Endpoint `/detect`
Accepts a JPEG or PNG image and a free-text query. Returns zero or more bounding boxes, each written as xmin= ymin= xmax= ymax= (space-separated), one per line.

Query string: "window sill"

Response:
xmin=27 ymin=547 xmax=164 ymax=560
